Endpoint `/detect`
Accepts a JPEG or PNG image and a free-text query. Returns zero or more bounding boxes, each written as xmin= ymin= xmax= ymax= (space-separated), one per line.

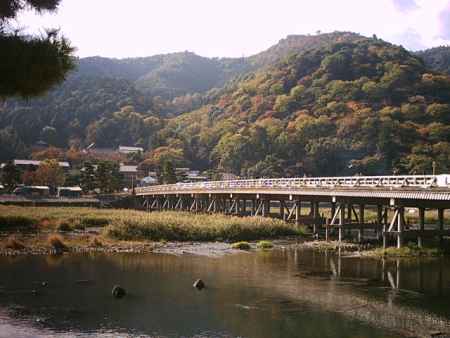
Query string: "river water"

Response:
xmin=0 ymin=248 xmax=449 ymax=338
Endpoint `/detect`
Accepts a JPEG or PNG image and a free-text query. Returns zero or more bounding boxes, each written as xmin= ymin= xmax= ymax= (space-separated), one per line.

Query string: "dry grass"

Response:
xmin=90 ymin=236 xmax=103 ymax=247
xmin=103 ymin=211 xmax=299 ymax=242
xmin=4 ymin=236 xmax=26 ymax=250
xmin=0 ymin=206 xmax=300 ymax=242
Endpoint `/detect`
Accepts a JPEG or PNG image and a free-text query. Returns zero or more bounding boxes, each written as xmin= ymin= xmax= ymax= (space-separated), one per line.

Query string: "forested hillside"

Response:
xmin=1 ymin=32 xmax=450 ymax=176
xmin=417 ymin=46 xmax=450 ymax=75
xmin=150 ymin=38 xmax=450 ymax=176
xmin=0 ymin=32 xmax=364 ymax=158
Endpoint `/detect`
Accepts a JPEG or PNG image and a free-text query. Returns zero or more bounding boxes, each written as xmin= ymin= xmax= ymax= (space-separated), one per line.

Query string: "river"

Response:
xmin=0 ymin=248 xmax=449 ymax=337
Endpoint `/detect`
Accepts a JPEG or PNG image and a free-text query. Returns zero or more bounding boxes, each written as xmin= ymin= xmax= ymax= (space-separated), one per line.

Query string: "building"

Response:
xmin=118 ymin=146 xmax=144 ymax=154
xmin=140 ymin=176 xmax=158 ymax=186
xmin=57 ymin=186 xmax=82 ymax=198
xmin=0 ymin=160 xmax=70 ymax=171
xmin=13 ymin=186 xmax=50 ymax=197
xmin=120 ymin=164 xmax=139 ymax=188
xmin=185 ymin=170 xmax=208 ymax=182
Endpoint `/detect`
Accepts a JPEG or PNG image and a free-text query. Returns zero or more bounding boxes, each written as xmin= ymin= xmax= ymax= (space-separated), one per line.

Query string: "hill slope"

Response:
xmin=152 ymin=38 xmax=450 ymax=176
xmin=1 ymin=33 xmax=450 ymax=176
xmin=416 ymin=46 xmax=450 ymax=75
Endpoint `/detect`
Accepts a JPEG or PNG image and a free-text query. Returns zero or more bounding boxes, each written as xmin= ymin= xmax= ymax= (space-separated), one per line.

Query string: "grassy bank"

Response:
xmin=103 ymin=211 xmax=300 ymax=241
xmin=0 ymin=206 xmax=300 ymax=242
xmin=365 ymin=244 xmax=447 ymax=258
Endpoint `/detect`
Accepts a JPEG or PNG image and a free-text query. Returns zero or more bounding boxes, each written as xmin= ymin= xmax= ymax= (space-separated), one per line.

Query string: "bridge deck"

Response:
xmin=135 ymin=175 xmax=450 ymax=205
xmin=134 ymin=176 xmax=450 ymax=248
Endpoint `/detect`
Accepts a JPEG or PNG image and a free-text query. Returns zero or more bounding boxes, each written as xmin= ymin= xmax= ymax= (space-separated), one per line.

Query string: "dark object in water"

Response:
xmin=112 ymin=285 xmax=126 ymax=298
xmin=193 ymin=279 xmax=205 ymax=290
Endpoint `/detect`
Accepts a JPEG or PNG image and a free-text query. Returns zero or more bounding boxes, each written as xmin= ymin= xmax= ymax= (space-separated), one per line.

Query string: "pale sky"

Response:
xmin=15 ymin=0 xmax=450 ymax=59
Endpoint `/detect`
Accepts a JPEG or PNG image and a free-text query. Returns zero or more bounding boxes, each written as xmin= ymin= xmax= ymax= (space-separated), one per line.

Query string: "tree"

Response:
xmin=33 ymin=159 xmax=65 ymax=192
xmin=80 ymin=162 xmax=96 ymax=192
xmin=0 ymin=0 xmax=75 ymax=98
xmin=1 ymin=161 xmax=20 ymax=191
xmin=95 ymin=161 xmax=122 ymax=193
xmin=21 ymin=170 xmax=35 ymax=185
xmin=246 ymin=155 xmax=284 ymax=178
xmin=161 ymin=161 xmax=177 ymax=184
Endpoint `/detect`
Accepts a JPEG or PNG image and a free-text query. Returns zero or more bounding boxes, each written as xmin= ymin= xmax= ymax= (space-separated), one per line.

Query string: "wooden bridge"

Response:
xmin=134 ymin=175 xmax=450 ymax=248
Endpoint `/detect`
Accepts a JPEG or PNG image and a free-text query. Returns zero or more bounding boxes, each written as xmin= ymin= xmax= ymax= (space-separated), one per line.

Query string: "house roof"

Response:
xmin=120 ymin=165 xmax=138 ymax=173
xmin=58 ymin=186 xmax=82 ymax=192
xmin=12 ymin=160 xmax=70 ymax=168
xmin=118 ymin=146 xmax=144 ymax=153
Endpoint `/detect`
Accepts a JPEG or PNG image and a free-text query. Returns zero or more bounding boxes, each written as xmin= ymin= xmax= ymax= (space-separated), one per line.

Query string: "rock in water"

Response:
xmin=112 ymin=285 xmax=126 ymax=298
xmin=193 ymin=279 xmax=205 ymax=290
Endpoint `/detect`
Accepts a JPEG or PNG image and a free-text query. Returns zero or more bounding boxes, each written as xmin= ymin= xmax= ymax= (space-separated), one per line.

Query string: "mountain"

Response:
xmin=249 ymin=31 xmax=363 ymax=67
xmin=151 ymin=37 xmax=450 ymax=176
xmin=76 ymin=52 xmax=252 ymax=99
xmin=416 ymin=46 xmax=450 ymax=75
xmin=1 ymin=32 xmax=450 ymax=177
xmin=0 ymin=31 xmax=366 ymax=157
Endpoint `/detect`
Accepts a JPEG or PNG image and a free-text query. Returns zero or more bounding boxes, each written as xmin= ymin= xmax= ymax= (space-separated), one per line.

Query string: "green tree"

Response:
xmin=0 ymin=0 xmax=75 ymax=98
xmin=246 ymin=155 xmax=284 ymax=178
xmin=1 ymin=161 xmax=20 ymax=192
xmin=80 ymin=162 xmax=96 ymax=192
xmin=161 ymin=161 xmax=177 ymax=184
xmin=95 ymin=161 xmax=122 ymax=193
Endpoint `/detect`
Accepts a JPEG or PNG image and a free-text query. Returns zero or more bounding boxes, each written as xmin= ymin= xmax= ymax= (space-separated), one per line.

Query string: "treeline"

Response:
xmin=1 ymin=33 xmax=450 ymax=177
xmin=150 ymin=38 xmax=450 ymax=176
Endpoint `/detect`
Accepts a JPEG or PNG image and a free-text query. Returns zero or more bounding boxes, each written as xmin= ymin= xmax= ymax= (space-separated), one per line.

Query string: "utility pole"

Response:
xmin=432 ymin=161 xmax=436 ymax=175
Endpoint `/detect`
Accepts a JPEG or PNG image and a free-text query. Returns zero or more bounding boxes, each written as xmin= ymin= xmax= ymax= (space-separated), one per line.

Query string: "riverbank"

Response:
xmin=299 ymin=239 xmax=448 ymax=258
xmin=0 ymin=206 xmax=302 ymax=256
xmin=1 ymin=206 xmax=447 ymax=259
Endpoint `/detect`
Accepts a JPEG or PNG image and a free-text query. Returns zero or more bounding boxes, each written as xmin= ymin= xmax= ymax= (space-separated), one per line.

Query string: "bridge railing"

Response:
xmin=135 ymin=175 xmax=450 ymax=195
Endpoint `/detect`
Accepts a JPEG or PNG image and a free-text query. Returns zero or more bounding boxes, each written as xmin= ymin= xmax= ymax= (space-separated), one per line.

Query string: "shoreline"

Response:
xmin=0 ymin=206 xmax=446 ymax=259
xmin=1 ymin=230 xmax=446 ymax=259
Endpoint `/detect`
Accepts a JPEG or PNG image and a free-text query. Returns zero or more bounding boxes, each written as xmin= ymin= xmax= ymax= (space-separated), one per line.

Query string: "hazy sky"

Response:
xmin=15 ymin=0 xmax=450 ymax=58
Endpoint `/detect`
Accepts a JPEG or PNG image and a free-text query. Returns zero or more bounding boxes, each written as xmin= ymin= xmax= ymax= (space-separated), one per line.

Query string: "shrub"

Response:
xmin=256 ymin=240 xmax=273 ymax=249
xmin=48 ymin=234 xmax=68 ymax=251
xmin=90 ymin=237 xmax=103 ymax=247
xmin=231 ymin=241 xmax=251 ymax=250
xmin=4 ymin=236 xmax=26 ymax=250
xmin=57 ymin=222 xmax=72 ymax=232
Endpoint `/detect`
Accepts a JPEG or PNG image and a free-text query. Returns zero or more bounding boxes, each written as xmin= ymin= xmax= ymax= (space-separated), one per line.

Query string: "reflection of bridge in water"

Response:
xmin=135 ymin=175 xmax=450 ymax=248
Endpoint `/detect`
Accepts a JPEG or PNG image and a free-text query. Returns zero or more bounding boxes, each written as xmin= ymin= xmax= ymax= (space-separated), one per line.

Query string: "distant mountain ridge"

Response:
xmin=73 ymin=32 xmax=365 ymax=98
xmin=416 ymin=46 xmax=450 ymax=75
xmin=1 ymin=31 xmax=450 ymax=166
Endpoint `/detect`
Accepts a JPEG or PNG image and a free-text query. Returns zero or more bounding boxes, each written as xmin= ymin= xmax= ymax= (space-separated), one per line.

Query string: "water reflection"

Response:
xmin=0 ymin=249 xmax=449 ymax=337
